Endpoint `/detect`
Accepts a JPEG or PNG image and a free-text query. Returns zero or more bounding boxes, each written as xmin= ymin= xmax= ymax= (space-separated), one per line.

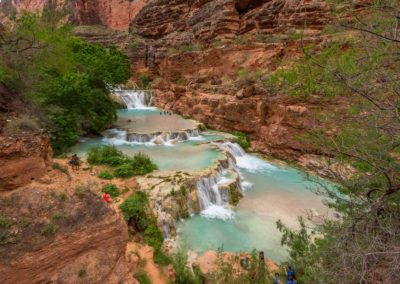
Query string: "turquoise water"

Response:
xmin=72 ymin=107 xmax=330 ymax=262
xmin=177 ymin=155 xmax=330 ymax=262
xmin=71 ymin=136 xmax=224 ymax=172
xmin=116 ymin=109 xmax=197 ymax=132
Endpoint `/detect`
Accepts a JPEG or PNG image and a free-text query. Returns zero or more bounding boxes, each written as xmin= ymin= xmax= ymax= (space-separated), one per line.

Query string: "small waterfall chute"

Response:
xmin=114 ymin=89 xmax=153 ymax=109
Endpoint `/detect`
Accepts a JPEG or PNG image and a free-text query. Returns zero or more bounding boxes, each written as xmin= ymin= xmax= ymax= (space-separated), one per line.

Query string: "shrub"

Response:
xmin=41 ymin=222 xmax=57 ymax=236
xmin=113 ymin=163 xmax=134 ymax=178
xmin=119 ymin=191 xmax=150 ymax=231
xmin=144 ymin=220 xmax=164 ymax=249
xmin=153 ymin=248 xmax=172 ymax=266
xmin=98 ymin=171 xmax=113 ymax=180
xmin=2 ymin=115 xmax=40 ymax=136
xmin=175 ymin=77 xmax=186 ymax=85
xmin=172 ymin=252 xmax=203 ymax=284
xmin=139 ymin=72 xmax=151 ymax=89
xmin=88 ymin=146 xmax=157 ymax=178
xmin=232 ymin=131 xmax=251 ymax=150
xmin=87 ymin=145 xmax=126 ymax=166
xmin=78 ymin=268 xmax=86 ymax=278
xmin=59 ymin=192 xmax=67 ymax=201
xmin=0 ymin=216 xmax=11 ymax=228
xmin=102 ymin=184 xmax=120 ymax=198
xmin=135 ymin=269 xmax=151 ymax=284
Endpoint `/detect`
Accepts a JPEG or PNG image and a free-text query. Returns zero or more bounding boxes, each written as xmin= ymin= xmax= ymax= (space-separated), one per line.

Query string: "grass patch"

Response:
xmin=98 ymin=171 xmax=113 ymax=180
xmin=102 ymin=184 xmax=120 ymax=198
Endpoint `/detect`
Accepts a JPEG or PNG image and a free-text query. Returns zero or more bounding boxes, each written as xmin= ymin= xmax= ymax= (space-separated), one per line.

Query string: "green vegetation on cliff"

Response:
xmin=266 ymin=1 xmax=400 ymax=282
xmin=0 ymin=12 xmax=130 ymax=153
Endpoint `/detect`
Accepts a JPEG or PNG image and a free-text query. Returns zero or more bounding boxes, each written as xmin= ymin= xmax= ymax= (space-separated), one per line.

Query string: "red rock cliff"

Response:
xmin=126 ymin=0 xmax=334 ymax=162
xmin=0 ymin=0 xmax=147 ymax=30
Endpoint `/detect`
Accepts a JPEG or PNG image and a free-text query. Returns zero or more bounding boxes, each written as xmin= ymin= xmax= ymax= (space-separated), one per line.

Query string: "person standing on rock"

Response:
xmin=69 ymin=154 xmax=80 ymax=171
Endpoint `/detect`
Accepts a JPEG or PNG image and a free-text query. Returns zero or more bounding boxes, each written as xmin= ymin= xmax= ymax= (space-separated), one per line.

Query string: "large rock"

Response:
xmin=0 ymin=185 xmax=136 ymax=284
xmin=0 ymin=134 xmax=52 ymax=191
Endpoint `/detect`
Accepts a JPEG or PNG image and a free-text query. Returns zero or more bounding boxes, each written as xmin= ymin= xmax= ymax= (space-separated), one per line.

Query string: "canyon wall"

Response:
xmin=126 ymin=0 xmax=335 ymax=162
xmin=0 ymin=0 xmax=147 ymax=30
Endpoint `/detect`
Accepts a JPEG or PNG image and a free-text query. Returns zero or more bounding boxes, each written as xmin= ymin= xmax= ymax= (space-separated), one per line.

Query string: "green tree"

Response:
xmin=269 ymin=1 xmax=400 ymax=282
xmin=0 ymin=12 xmax=131 ymax=153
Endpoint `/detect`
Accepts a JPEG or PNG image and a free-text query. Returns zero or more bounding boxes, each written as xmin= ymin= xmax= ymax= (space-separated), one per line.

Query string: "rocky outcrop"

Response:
xmin=125 ymin=0 xmax=334 ymax=162
xmin=132 ymin=0 xmax=329 ymax=44
xmin=0 ymin=134 xmax=52 ymax=191
xmin=0 ymin=176 xmax=136 ymax=284
xmin=0 ymin=0 xmax=147 ymax=30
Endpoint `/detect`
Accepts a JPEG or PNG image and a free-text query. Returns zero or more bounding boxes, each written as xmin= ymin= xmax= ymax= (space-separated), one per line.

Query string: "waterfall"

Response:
xmin=103 ymin=128 xmax=202 ymax=146
xmin=217 ymin=141 xmax=277 ymax=173
xmin=217 ymin=141 xmax=246 ymax=157
xmin=156 ymin=203 xmax=171 ymax=239
xmin=195 ymin=165 xmax=238 ymax=220
xmin=114 ymin=89 xmax=153 ymax=109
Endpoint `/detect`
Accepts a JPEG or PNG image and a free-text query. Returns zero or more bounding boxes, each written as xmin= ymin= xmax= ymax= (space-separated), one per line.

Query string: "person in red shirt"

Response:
xmin=103 ymin=193 xmax=111 ymax=203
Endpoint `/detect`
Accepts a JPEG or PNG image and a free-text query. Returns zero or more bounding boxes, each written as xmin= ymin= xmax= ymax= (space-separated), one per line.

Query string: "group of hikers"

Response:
xmin=160 ymin=110 xmax=173 ymax=115
xmin=274 ymin=264 xmax=297 ymax=284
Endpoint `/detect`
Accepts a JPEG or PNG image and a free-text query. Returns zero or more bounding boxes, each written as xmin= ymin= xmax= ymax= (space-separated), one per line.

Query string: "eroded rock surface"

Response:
xmin=0 ymin=134 xmax=52 ymax=191
xmin=0 ymin=0 xmax=147 ymax=30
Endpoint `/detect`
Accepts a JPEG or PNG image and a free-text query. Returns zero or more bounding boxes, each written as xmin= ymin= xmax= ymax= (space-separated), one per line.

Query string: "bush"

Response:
xmin=88 ymin=146 xmax=157 ymax=178
xmin=0 ymin=216 xmax=11 ymax=228
xmin=41 ymin=222 xmax=57 ymax=236
xmin=2 ymin=115 xmax=40 ymax=136
xmin=153 ymin=248 xmax=172 ymax=266
xmin=102 ymin=184 xmax=120 ymax=197
xmin=232 ymin=131 xmax=251 ymax=150
xmin=119 ymin=191 xmax=150 ymax=231
xmin=144 ymin=220 xmax=164 ymax=249
xmin=135 ymin=269 xmax=151 ymax=284
xmin=87 ymin=145 xmax=126 ymax=166
xmin=139 ymin=72 xmax=151 ymax=89
xmin=98 ymin=171 xmax=113 ymax=180
xmin=113 ymin=163 xmax=134 ymax=178
xmin=172 ymin=252 xmax=203 ymax=284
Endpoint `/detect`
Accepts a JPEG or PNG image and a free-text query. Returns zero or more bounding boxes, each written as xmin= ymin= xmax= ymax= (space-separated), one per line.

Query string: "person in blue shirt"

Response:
xmin=286 ymin=275 xmax=297 ymax=284
xmin=286 ymin=264 xmax=295 ymax=280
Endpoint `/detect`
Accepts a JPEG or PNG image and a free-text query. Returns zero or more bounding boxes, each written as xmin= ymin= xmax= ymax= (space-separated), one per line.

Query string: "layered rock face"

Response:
xmin=0 ymin=134 xmax=52 ymax=191
xmin=0 ymin=0 xmax=147 ymax=30
xmin=0 ymin=185 xmax=135 ymax=284
xmin=126 ymin=0 xmax=332 ymax=161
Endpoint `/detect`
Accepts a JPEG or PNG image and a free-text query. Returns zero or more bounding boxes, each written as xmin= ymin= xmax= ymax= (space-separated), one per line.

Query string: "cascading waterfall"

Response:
xmin=114 ymin=89 xmax=153 ymax=109
xmin=103 ymin=128 xmax=202 ymax=146
xmin=216 ymin=141 xmax=277 ymax=173
xmin=155 ymin=203 xmax=171 ymax=239
xmin=196 ymin=164 xmax=241 ymax=220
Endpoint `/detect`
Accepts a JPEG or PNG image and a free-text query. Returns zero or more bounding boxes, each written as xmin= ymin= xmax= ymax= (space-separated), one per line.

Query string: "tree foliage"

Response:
xmin=270 ymin=1 xmax=400 ymax=283
xmin=0 ymin=12 xmax=131 ymax=153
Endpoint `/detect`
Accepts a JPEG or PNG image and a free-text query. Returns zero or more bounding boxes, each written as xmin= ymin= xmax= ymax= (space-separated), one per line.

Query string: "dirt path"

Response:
xmin=127 ymin=242 xmax=168 ymax=284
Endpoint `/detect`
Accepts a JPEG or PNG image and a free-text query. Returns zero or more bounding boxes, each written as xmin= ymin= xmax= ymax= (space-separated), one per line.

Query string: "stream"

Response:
xmin=72 ymin=90 xmax=330 ymax=262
